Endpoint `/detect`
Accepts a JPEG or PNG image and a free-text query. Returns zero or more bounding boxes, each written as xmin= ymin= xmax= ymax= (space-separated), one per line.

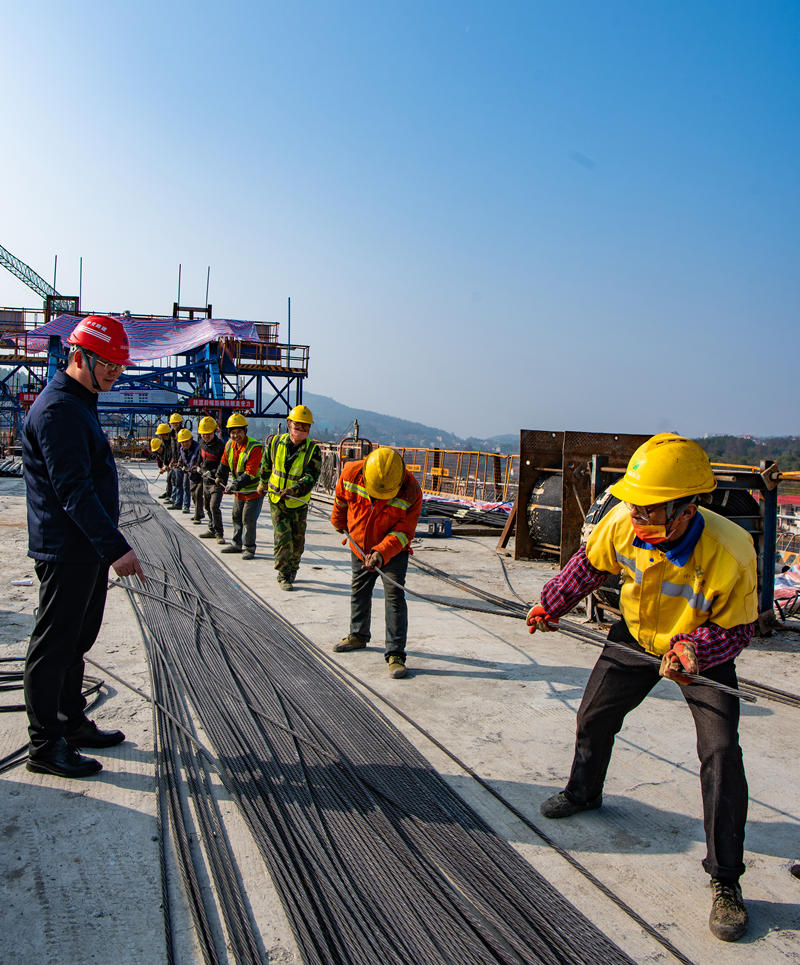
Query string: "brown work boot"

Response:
xmin=709 ymin=878 xmax=748 ymax=942
xmin=387 ymin=655 xmax=407 ymax=678
xmin=333 ymin=634 xmax=367 ymax=653
xmin=540 ymin=791 xmax=602 ymax=819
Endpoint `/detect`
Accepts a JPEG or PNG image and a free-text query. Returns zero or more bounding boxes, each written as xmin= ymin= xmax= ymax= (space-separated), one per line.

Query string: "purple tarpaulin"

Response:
xmin=8 ymin=314 xmax=262 ymax=362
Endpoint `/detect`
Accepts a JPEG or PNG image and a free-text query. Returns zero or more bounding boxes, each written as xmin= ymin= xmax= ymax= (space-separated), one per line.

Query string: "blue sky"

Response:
xmin=2 ymin=2 xmax=798 ymax=438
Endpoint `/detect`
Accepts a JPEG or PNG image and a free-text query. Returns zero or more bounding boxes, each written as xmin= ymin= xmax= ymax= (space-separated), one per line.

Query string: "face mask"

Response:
xmin=631 ymin=520 xmax=670 ymax=544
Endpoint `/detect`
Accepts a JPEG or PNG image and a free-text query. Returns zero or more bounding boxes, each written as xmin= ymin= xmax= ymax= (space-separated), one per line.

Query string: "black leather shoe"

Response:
xmin=65 ymin=719 xmax=126 ymax=748
xmin=27 ymin=739 xmax=102 ymax=778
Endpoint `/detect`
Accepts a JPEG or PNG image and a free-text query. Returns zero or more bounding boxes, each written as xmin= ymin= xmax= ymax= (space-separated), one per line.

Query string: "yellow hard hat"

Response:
xmin=226 ymin=412 xmax=248 ymax=429
xmin=198 ymin=416 xmax=218 ymax=434
xmin=609 ymin=433 xmax=716 ymax=505
xmin=363 ymin=447 xmax=404 ymax=500
xmin=155 ymin=423 xmax=171 ymax=436
xmin=288 ymin=404 xmax=313 ymax=425
xmin=168 ymin=412 xmax=184 ymax=425
xmin=150 ymin=437 xmax=162 ymax=452
xmin=177 ymin=428 xmax=193 ymax=442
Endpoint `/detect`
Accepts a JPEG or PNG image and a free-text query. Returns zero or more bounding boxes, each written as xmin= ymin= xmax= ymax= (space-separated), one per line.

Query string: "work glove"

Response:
xmin=363 ymin=550 xmax=383 ymax=570
xmin=203 ymin=471 xmax=215 ymax=481
xmin=526 ymin=604 xmax=559 ymax=633
xmin=659 ymin=639 xmax=698 ymax=685
xmin=257 ymin=482 xmax=267 ymax=495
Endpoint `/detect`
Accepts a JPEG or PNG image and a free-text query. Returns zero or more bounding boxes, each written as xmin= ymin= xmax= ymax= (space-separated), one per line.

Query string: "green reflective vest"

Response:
xmin=224 ymin=437 xmax=261 ymax=494
xmin=267 ymin=433 xmax=318 ymax=508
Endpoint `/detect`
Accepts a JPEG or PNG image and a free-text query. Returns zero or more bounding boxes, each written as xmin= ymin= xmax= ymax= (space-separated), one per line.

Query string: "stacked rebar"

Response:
xmin=118 ymin=470 xmax=635 ymax=965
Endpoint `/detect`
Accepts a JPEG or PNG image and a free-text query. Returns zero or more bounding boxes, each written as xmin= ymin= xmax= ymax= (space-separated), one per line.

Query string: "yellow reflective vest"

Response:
xmin=266 ymin=433 xmax=319 ymax=509
xmin=223 ymin=437 xmax=261 ymax=495
xmin=585 ymin=503 xmax=758 ymax=657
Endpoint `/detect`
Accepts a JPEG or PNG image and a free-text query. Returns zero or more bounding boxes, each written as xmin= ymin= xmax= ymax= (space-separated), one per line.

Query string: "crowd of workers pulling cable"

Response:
xmin=11 ymin=313 xmax=800 ymax=953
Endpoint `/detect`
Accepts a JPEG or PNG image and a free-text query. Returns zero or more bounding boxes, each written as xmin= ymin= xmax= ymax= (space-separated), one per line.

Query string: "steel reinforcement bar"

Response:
xmin=117 ymin=470 xmax=639 ymax=965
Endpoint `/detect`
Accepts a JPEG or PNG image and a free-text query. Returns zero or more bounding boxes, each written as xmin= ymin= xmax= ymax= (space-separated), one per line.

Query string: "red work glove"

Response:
xmin=659 ymin=639 xmax=698 ymax=685
xmin=526 ymin=604 xmax=559 ymax=633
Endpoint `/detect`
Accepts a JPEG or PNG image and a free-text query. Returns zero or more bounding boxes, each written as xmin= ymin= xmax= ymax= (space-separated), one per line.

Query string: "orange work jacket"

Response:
xmin=331 ymin=460 xmax=422 ymax=564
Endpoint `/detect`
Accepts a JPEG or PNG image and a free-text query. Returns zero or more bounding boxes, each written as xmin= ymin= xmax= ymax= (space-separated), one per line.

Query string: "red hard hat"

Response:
xmin=67 ymin=314 xmax=132 ymax=365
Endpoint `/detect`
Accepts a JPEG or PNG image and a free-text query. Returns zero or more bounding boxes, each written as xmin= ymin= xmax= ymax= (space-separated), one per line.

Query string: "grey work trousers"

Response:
xmin=349 ymin=550 xmax=409 ymax=661
xmin=231 ymin=496 xmax=264 ymax=550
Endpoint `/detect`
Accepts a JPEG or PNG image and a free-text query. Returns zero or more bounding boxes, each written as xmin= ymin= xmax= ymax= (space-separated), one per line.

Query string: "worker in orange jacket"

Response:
xmin=330 ymin=447 xmax=422 ymax=678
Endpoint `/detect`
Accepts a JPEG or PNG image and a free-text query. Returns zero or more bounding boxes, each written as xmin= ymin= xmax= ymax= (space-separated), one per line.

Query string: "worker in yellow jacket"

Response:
xmin=525 ymin=434 xmax=757 ymax=943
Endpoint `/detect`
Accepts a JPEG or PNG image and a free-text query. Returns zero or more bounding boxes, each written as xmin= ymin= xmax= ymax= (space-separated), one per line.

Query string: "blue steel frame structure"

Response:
xmin=0 ymin=310 xmax=310 ymax=442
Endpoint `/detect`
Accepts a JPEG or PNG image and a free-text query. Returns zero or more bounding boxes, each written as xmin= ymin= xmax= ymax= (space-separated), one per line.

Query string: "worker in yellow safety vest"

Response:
xmin=215 ymin=413 xmax=264 ymax=560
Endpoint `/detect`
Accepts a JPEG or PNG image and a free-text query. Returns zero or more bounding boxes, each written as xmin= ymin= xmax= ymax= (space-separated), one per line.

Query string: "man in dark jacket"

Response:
xmin=197 ymin=416 xmax=226 ymax=543
xmin=22 ymin=315 xmax=145 ymax=779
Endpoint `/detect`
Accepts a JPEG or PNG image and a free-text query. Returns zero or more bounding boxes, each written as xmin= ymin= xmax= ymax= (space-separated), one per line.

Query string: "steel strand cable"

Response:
xmin=139 ymin=508 xmax=680 ymax=960
xmin=117 ymin=472 xmax=644 ymax=953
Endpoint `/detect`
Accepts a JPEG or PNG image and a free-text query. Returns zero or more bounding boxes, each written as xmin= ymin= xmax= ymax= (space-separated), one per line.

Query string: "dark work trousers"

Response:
xmin=190 ymin=475 xmax=204 ymax=519
xmin=163 ymin=468 xmax=173 ymax=499
xmin=565 ymin=620 xmax=748 ymax=881
xmin=24 ymin=559 xmax=109 ymax=754
xmin=203 ymin=484 xmax=224 ymax=536
xmin=171 ymin=468 xmax=185 ymax=507
xmin=231 ymin=496 xmax=264 ymax=550
xmin=349 ymin=550 xmax=410 ymax=661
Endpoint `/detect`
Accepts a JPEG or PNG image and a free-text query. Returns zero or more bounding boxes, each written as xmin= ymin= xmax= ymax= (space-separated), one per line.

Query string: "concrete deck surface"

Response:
xmin=1 ymin=465 xmax=798 ymax=964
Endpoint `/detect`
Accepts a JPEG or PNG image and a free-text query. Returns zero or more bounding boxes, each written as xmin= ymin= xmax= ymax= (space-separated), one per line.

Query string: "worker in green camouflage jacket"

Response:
xmin=258 ymin=405 xmax=322 ymax=591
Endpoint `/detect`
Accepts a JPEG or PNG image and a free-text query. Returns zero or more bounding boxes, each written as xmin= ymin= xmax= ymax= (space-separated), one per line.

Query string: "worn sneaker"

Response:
xmin=216 ymin=536 xmax=227 ymax=545
xmin=540 ymin=791 xmax=602 ymax=819
xmin=333 ymin=634 xmax=367 ymax=652
xmin=709 ymin=878 xmax=748 ymax=942
xmin=278 ymin=579 xmax=293 ymax=592
xmin=241 ymin=548 xmax=255 ymax=560
xmin=199 ymin=529 xmax=216 ymax=539
xmin=387 ymin=655 xmax=407 ymax=678
xmin=220 ymin=544 xmax=243 ymax=554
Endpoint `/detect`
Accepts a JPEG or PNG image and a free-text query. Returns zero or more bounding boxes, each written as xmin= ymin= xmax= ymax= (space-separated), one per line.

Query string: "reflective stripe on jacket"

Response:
xmin=585 ymin=503 xmax=758 ymax=657
xmin=330 ymin=459 xmax=422 ymax=564
xmin=266 ymin=433 xmax=319 ymax=508
xmin=223 ymin=437 xmax=262 ymax=495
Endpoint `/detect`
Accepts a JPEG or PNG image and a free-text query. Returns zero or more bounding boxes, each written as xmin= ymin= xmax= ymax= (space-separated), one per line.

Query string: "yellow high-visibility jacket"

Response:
xmin=585 ymin=503 xmax=757 ymax=657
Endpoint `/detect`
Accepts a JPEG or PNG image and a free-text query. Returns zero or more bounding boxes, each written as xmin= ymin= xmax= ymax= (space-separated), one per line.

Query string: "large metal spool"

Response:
xmin=526 ymin=472 xmax=563 ymax=550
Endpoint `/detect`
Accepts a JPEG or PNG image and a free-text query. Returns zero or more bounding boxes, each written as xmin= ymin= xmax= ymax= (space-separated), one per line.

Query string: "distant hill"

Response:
xmin=697 ymin=435 xmax=800 ymax=471
xmin=288 ymin=393 xmax=519 ymax=453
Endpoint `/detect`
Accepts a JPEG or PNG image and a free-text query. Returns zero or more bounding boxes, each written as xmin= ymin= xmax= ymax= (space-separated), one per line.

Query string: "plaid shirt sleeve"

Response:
xmin=540 ymin=546 xmax=609 ymax=617
xmin=670 ymin=622 xmax=754 ymax=672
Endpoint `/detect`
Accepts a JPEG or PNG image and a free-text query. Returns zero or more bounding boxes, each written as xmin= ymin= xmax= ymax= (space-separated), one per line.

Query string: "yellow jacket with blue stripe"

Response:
xmin=585 ymin=503 xmax=758 ymax=657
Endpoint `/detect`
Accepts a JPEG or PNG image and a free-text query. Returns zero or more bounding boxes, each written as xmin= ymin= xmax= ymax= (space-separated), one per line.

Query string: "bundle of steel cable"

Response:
xmin=117 ymin=470 xmax=639 ymax=965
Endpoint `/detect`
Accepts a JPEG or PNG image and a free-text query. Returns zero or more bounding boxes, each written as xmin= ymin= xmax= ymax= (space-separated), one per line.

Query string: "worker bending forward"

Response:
xmin=258 ymin=405 xmax=322 ymax=591
xmin=331 ymin=448 xmax=422 ymax=678
xmin=216 ymin=413 xmax=264 ymax=560
xmin=526 ymin=433 xmax=757 ymax=942
xmin=22 ymin=315 xmax=144 ymax=778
